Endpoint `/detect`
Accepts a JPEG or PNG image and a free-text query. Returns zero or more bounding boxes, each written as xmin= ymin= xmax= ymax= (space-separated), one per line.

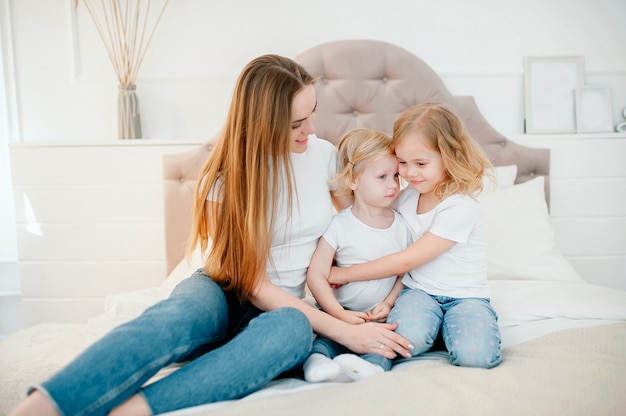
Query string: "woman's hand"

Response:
xmin=250 ymin=279 xmax=413 ymax=359
xmin=340 ymin=322 xmax=413 ymax=359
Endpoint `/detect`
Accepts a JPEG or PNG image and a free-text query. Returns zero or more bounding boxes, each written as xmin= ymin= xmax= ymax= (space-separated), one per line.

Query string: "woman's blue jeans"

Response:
xmin=37 ymin=272 xmax=313 ymax=415
xmin=387 ymin=288 xmax=502 ymax=369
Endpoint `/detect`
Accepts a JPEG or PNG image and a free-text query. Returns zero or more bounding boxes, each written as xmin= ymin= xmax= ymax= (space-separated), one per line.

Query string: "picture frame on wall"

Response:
xmin=524 ymin=56 xmax=584 ymax=134
xmin=576 ymin=86 xmax=614 ymax=133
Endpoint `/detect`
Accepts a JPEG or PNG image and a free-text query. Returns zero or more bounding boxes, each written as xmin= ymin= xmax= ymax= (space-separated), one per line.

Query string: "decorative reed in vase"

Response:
xmin=76 ymin=0 xmax=170 ymax=139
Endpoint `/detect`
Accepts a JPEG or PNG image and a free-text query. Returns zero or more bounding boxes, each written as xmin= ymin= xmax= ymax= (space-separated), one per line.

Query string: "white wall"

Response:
xmin=4 ymin=0 xmax=626 ymax=143
xmin=1 ymin=0 xmax=625 ymax=332
xmin=0 ymin=0 xmax=21 ymax=338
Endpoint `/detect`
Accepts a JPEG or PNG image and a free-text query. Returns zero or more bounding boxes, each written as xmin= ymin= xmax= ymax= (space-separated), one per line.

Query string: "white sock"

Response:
xmin=303 ymin=353 xmax=341 ymax=382
xmin=333 ymin=354 xmax=384 ymax=381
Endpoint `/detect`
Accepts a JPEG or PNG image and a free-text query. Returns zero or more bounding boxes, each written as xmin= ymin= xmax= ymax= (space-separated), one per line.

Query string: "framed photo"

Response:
xmin=576 ymin=86 xmax=614 ymax=133
xmin=524 ymin=56 xmax=584 ymax=134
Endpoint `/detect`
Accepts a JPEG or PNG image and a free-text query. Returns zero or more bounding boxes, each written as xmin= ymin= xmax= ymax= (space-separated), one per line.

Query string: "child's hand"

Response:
xmin=334 ymin=309 xmax=369 ymax=325
xmin=366 ymin=302 xmax=392 ymax=323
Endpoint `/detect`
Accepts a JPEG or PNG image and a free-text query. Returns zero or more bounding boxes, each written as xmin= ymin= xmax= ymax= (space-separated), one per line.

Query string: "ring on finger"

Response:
xmin=379 ymin=343 xmax=385 ymax=350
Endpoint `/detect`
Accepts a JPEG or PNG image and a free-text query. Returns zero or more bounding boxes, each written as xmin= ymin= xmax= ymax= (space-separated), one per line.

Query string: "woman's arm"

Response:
xmin=250 ymin=279 xmax=413 ymax=359
xmin=328 ymin=232 xmax=455 ymax=286
xmin=307 ymin=238 xmax=368 ymax=324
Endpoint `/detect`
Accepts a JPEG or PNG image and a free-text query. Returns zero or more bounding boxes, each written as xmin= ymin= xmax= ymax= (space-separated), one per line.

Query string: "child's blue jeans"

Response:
xmin=310 ymin=336 xmax=388 ymax=370
xmin=388 ymin=288 xmax=502 ymax=369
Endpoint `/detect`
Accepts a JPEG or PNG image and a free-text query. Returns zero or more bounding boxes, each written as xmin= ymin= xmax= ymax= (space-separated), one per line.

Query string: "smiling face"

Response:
xmin=289 ymin=84 xmax=317 ymax=153
xmin=350 ymin=154 xmax=400 ymax=208
xmin=395 ymin=131 xmax=447 ymax=198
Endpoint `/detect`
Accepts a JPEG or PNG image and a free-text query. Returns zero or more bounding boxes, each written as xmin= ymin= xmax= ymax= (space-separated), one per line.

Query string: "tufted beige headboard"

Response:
xmin=162 ymin=39 xmax=549 ymax=275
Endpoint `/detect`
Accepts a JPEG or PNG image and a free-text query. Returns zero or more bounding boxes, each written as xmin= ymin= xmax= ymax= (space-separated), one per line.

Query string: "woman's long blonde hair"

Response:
xmin=392 ymin=103 xmax=493 ymax=199
xmin=188 ymin=54 xmax=314 ymax=302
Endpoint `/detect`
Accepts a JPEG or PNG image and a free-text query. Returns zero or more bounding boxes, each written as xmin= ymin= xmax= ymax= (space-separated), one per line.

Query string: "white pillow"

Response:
xmin=161 ymin=247 xmax=205 ymax=293
xmin=478 ymin=176 xmax=583 ymax=282
xmin=87 ymin=249 xmax=205 ymax=334
xmin=482 ymin=164 xmax=518 ymax=192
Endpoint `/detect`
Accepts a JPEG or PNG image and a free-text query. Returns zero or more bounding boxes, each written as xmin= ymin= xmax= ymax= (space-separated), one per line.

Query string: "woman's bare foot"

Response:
xmin=109 ymin=394 xmax=152 ymax=416
xmin=9 ymin=390 xmax=151 ymax=416
xmin=8 ymin=390 xmax=59 ymax=416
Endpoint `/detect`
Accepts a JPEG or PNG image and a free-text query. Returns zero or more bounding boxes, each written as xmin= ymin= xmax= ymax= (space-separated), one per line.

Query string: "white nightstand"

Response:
xmin=510 ymin=133 xmax=626 ymax=290
xmin=9 ymin=139 xmax=202 ymax=327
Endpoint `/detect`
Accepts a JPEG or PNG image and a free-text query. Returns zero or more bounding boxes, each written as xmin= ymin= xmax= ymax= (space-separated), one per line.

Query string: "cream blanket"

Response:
xmin=1 ymin=322 xmax=625 ymax=416
xmin=166 ymin=323 xmax=626 ymax=416
xmin=2 ymin=316 xmax=626 ymax=415
xmin=2 ymin=290 xmax=625 ymax=416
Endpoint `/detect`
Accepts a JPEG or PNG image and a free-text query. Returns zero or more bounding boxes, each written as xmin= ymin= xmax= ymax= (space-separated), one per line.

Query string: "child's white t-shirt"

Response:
xmin=394 ymin=187 xmax=490 ymax=299
xmin=322 ymin=207 xmax=411 ymax=311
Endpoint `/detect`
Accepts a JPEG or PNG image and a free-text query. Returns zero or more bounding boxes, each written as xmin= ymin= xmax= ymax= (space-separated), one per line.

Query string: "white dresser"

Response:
xmin=510 ymin=133 xmax=626 ymax=290
xmin=9 ymin=140 xmax=202 ymax=327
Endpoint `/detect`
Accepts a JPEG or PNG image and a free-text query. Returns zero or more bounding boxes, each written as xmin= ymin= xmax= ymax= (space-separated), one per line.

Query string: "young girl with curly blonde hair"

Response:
xmin=329 ymin=103 xmax=502 ymax=369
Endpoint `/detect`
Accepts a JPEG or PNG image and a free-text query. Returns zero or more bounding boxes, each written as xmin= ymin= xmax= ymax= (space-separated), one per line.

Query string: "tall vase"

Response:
xmin=118 ymin=84 xmax=142 ymax=139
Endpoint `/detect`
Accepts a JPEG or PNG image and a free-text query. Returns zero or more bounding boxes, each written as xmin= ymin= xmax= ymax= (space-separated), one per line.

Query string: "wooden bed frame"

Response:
xmin=162 ymin=39 xmax=549 ymax=275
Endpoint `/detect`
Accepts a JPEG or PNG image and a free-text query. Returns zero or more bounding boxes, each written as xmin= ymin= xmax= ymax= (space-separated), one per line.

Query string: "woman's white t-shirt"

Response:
xmin=208 ymin=135 xmax=338 ymax=299
xmin=394 ymin=187 xmax=490 ymax=299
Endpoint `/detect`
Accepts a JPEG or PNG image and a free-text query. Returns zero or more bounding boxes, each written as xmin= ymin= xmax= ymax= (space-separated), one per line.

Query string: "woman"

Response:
xmin=10 ymin=54 xmax=412 ymax=416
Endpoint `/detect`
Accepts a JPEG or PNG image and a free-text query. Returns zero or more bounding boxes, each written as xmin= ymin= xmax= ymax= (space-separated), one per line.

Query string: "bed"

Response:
xmin=2 ymin=39 xmax=626 ymax=416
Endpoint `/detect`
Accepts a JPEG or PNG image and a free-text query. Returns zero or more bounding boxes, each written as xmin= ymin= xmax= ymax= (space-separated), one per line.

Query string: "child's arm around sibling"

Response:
xmin=307 ymin=237 xmax=371 ymax=324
